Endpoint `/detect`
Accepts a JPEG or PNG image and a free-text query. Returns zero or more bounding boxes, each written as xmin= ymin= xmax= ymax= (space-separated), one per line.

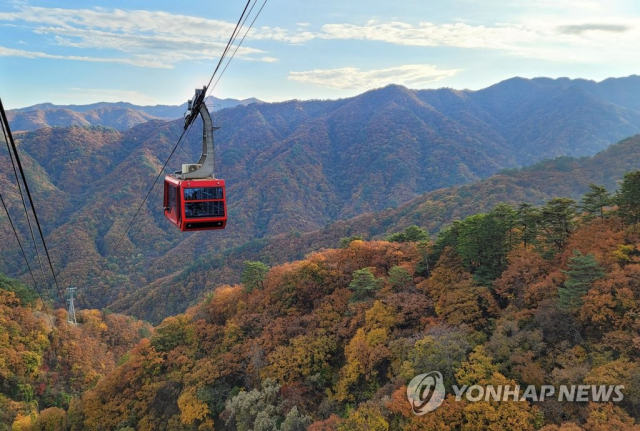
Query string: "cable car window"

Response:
xmin=185 ymin=201 xmax=225 ymax=218
xmin=184 ymin=187 xmax=223 ymax=201
xmin=167 ymin=184 xmax=177 ymax=214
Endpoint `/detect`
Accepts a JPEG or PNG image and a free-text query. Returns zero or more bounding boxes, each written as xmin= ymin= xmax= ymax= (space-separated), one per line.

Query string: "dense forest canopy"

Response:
xmin=0 ymin=274 xmax=151 ymax=430
xmin=4 ymin=171 xmax=640 ymax=430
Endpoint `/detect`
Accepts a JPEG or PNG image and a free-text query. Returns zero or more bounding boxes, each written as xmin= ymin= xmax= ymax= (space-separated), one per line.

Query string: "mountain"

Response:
xmin=2 ymin=76 xmax=640 ymax=322
xmin=7 ymin=97 xmax=263 ymax=132
xmin=13 ymin=97 xmax=262 ymax=119
xmin=7 ymin=189 xmax=640 ymax=429
xmin=5 ymin=107 xmax=160 ymax=131
xmin=417 ymin=75 xmax=640 ymax=163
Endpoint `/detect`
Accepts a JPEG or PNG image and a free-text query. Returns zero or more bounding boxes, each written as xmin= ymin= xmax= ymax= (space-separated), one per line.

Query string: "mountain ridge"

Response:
xmin=2 ymin=75 xmax=640 ymax=322
xmin=12 ymin=96 xmax=262 ymax=117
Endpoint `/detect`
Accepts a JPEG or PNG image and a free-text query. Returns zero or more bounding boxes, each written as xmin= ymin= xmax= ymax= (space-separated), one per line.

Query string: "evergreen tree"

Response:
xmin=539 ymin=198 xmax=576 ymax=253
xmin=432 ymin=221 xmax=462 ymax=263
xmin=386 ymin=225 xmax=429 ymax=243
xmin=387 ymin=266 xmax=413 ymax=290
xmin=517 ymin=202 xmax=540 ymax=249
xmin=615 ymin=171 xmax=640 ymax=225
xmin=581 ymin=184 xmax=612 ymax=220
xmin=456 ymin=214 xmax=486 ymax=272
xmin=492 ymin=203 xmax=518 ymax=253
xmin=456 ymin=205 xmax=516 ymax=283
xmin=415 ymin=239 xmax=431 ymax=277
xmin=558 ymin=251 xmax=605 ymax=312
xmin=241 ymin=261 xmax=269 ymax=292
xmin=348 ymin=268 xmax=382 ymax=301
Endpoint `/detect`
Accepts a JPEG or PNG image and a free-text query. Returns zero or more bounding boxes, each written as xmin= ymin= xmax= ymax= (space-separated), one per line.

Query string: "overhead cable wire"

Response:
xmin=210 ymin=0 xmax=268 ymax=94
xmin=0 ymin=99 xmax=65 ymax=302
xmin=1 ymin=101 xmax=59 ymax=301
xmin=0 ymin=192 xmax=55 ymax=327
xmin=205 ymin=0 xmax=253 ymax=90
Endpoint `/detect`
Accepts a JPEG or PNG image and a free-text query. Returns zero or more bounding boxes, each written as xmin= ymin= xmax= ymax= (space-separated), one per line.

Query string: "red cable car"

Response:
xmin=164 ymin=87 xmax=227 ymax=231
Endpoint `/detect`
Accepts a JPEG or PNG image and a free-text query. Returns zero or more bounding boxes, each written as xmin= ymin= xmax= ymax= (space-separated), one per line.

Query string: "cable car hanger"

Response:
xmin=179 ymin=86 xmax=219 ymax=179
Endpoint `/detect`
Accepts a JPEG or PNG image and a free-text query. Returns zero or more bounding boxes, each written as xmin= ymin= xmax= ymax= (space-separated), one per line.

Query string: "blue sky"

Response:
xmin=1 ymin=0 xmax=639 ymax=108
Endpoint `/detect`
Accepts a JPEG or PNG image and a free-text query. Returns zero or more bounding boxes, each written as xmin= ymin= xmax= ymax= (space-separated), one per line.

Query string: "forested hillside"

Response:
xmin=0 ymin=274 xmax=152 ymax=430
xmin=6 ymin=108 xmax=161 ymax=132
xmin=64 ymin=171 xmax=640 ymax=430
xmin=2 ymin=76 xmax=640 ymax=323
xmin=109 ymin=135 xmax=640 ymax=322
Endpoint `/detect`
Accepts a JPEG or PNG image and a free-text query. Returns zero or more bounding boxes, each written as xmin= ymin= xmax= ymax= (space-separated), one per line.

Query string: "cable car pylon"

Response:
xmin=67 ymin=287 xmax=77 ymax=325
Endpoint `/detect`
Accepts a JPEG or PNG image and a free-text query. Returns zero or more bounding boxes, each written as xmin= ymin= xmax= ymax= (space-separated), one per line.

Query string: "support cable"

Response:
xmin=1 ymin=101 xmax=60 ymax=301
xmin=0 ymin=99 xmax=65 ymax=302
xmin=0 ymin=192 xmax=55 ymax=327
xmin=209 ymin=0 xmax=268 ymax=94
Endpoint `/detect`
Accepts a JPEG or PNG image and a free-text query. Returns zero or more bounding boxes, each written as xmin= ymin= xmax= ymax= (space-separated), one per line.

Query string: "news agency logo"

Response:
xmin=406 ymin=371 xmax=446 ymax=415
xmin=406 ymin=371 xmax=625 ymax=416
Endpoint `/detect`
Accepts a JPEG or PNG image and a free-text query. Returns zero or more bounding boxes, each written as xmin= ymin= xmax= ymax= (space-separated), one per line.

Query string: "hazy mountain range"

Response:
xmin=6 ymin=96 xmax=262 ymax=131
xmin=2 ymin=75 xmax=640 ymax=322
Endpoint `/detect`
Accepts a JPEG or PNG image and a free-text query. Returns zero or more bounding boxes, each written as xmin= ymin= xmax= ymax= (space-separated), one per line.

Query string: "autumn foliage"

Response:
xmin=0 ymin=280 xmax=151 ymax=430
xmin=67 ymin=192 xmax=640 ymax=429
xmin=6 ymin=174 xmax=640 ymax=429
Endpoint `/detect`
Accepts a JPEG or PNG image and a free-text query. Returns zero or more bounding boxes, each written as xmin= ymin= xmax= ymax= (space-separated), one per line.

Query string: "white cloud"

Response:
xmin=0 ymin=45 xmax=170 ymax=68
xmin=556 ymin=23 xmax=630 ymax=35
xmin=0 ymin=5 xmax=275 ymax=68
xmin=288 ymin=64 xmax=460 ymax=90
xmin=251 ymin=26 xmax=316 ymax=44
xmin=317 ymin=20 xmax=539 ymax=49
xmin=318 ymin=19 xmax=638 ymax=59
xmin=274 ymin=17 xmax=639 ymax=65
xmin=1 ymin=3 xmax=638 ymax=71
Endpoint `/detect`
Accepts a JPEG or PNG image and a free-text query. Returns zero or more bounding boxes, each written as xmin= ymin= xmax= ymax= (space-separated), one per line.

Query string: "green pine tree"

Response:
xmin=387 ymin=266 xmax=413 ymax=290
xmin=241 ymin=260 xmax=269 ymax=292
xmin=580 ymin=184 xmax=612 ymax=220
xmin=455 ymin=205 xmax=517 ymax=283
xmin=615 ymin=171 xmax=640 ymax=225
xmin=558 ymin=251 xmax=605 ymax=312
xmin=539 ymin=198 xmax=576 ymax=253
xmin=517 ymin=202 xmax=540 ymax=249
xmin=492 ymin=203 xmax=518 ymax=253
xmin=348 ymin=268 xmax=382 ymax=301
xmin=415 ymin=239 xmax=431 ymax=276
xmin=387 ymin=225 xmax=429 ymax=243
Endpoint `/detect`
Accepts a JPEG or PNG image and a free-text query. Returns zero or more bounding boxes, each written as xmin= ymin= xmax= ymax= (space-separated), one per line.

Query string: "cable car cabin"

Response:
xmin=164 ymin=176 xmax=226 ymax=231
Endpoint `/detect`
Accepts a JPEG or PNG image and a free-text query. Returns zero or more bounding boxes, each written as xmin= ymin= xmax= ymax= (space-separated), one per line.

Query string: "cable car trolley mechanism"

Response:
xmin=164 ymin=87 xmax=227 ymax=231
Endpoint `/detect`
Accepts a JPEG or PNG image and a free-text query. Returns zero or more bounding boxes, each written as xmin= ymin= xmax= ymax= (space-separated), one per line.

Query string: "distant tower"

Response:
xmin=67 ymin=287 xmax=77 ymax=325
